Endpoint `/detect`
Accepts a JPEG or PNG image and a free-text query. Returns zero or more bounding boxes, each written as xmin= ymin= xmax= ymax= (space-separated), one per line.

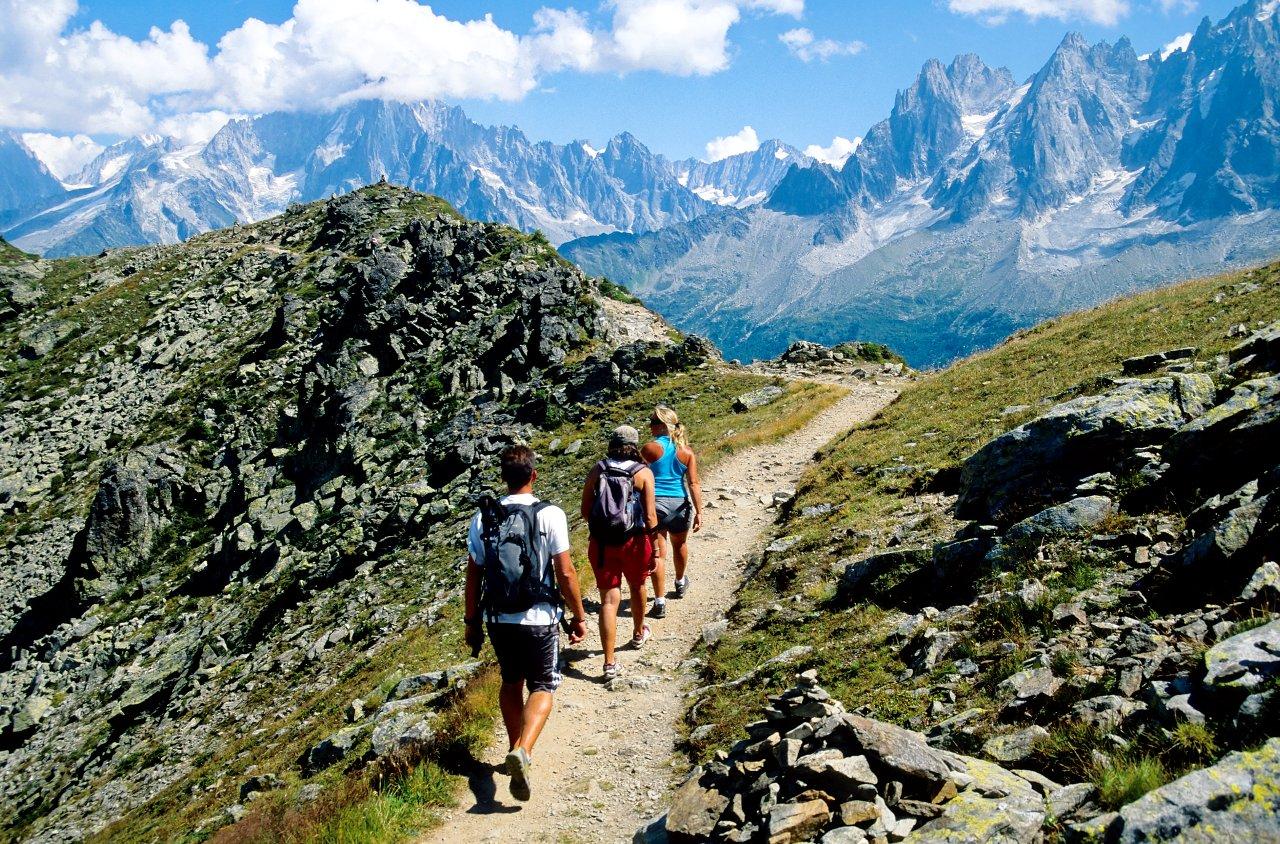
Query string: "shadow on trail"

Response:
xmin=459 ymin=761 xmax=522 ymax=815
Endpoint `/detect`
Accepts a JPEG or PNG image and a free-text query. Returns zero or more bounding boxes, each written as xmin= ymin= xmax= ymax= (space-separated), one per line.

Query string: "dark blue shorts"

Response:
xmin=487 ymin=623 xmax=561 ymax=693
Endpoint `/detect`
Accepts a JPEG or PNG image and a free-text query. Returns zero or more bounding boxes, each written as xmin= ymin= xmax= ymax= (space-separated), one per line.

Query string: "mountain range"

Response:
xmin=3 ymin=0 xmax=1278 ymax=366
xmin=0 ymin=103 xmax=808 ymax=258
xmin=564 ymin=0 xmax=1280 ymax=365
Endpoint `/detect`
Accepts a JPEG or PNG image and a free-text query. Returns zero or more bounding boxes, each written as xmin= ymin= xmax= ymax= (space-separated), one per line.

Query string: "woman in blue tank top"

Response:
xmin=641 ymin=405 xmax=704 ymax=615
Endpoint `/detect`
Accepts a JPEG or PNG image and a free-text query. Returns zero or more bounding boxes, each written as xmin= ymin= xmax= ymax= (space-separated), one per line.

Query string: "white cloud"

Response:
xmin=705 ymin=125 xmax=760 ymax=161
xmin=0 ymin=0 xmax=805 ymax=137
xmin=20 ymin=132 xmax=104 ymax=180
xmin=804 ymin=135 xmax=861 ymax=167
xmin=1157 ymin=0 xmax=1196 ymax=12
xmin=779 ymin=28 xmax=865 ymax=62
xmin=947 ymin=0 xmax=1130 ymax=26
xmin=156 ymin=110 xmax=238 ymax=145
xmin=1158 ymin=31 xmax=1192 ymax=59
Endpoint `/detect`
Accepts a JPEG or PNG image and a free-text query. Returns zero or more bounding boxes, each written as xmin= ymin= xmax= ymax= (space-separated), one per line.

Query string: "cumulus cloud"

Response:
xmin=0 ymin=0 xmax=805 ymax=139
xmin=705 ymin=125 xmax=760 ymax=161
xmin=947 ymin=0 xmax=1130 ymax=26
xmin=20 ymin=132 xmax=104 ymax=180
xmin=804 ymin=135 xmax=861 ymax=167
xmin=779 ymin=28 xmax=865 ymax=62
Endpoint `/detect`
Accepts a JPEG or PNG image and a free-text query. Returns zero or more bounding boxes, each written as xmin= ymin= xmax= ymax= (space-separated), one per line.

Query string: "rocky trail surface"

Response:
xmin=421 ymin=377 xmax=900 ymax=844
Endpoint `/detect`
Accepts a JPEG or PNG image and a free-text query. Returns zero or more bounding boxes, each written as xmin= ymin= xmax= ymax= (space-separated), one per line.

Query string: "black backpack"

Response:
xmin=589 ymin=460 xmax=644 ymax=546
xmin=478 ymin=496 xmax=560 ymax=619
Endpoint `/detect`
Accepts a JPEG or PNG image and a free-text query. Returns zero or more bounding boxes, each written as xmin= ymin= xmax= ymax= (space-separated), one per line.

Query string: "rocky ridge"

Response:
xmin=0 ymin=185 xmax=718 ymax=841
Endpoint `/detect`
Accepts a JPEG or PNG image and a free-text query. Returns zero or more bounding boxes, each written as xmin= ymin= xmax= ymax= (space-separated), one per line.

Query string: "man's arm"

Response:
xmin=553 ymin=550 xmax=588 ymax=643
xmin=463 ymin=555 xmax=484 ymax=654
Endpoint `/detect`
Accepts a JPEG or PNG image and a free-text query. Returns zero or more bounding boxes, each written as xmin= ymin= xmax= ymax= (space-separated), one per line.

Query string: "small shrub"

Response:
xmin=1094 ymin=756 xmax=1169 ymax=809
xmin=598 ymin=277 xmax=640 ymax=304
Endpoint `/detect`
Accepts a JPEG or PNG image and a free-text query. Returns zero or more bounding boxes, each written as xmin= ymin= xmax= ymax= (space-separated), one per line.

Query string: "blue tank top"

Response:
xmin=650 ymin=435 xmax=689 ymax=498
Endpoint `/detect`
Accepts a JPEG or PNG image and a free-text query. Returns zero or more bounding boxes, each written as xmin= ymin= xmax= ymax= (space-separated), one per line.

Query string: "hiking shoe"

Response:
xmin=649 ymin=598 xmax=667 ymax=619
xmin=631 ymin=624 xmax=652 ymax=649
xmin=505 ymin=747 xmax=532 ymax=802
xmin=675 ymin=576 xmax=690 ymax=598
xmin=603 ymin=662 xmax=619 ymax=680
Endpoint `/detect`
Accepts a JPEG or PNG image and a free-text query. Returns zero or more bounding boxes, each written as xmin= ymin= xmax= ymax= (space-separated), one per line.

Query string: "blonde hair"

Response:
xmin=653 ymin=405 xmax=689 ymax=448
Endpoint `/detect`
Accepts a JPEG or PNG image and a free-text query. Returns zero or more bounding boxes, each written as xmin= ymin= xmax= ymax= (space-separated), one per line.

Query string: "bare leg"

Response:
xmin=599 ymin=586 xmax=621 ymax=664
xmin=498 ymin=681 xmax=525 ymax=751
xmin=671 ymin=531 xmax=691 ymax=582
xmin=650 ymin=530 xmax=668 ymax=599
xmin=629 ymin=576 xmax=647 ymax=638
xmin=516 ymin=690 xmax=555 ymax=754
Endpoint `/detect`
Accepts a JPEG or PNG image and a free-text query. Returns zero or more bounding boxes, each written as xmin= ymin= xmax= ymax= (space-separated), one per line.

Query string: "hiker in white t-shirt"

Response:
xmin=464 ymin=445 xmax=588 ymax=803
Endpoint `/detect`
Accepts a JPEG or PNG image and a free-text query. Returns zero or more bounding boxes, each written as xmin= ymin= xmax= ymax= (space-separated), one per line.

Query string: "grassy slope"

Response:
xmin=692 ymin=260 xmax=1280 ymax=761
xmin=0 ymin=236 xmax=34 ymax=266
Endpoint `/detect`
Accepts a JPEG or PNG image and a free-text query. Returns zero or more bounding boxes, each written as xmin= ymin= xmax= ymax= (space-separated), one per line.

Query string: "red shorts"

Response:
xmin=589 ymin=534 xmax=654 ymax=592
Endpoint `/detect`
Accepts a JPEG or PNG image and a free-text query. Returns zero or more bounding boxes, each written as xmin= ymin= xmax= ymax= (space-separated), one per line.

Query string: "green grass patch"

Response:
xmin=1093 ymin=756 xmax=1169 ymax=810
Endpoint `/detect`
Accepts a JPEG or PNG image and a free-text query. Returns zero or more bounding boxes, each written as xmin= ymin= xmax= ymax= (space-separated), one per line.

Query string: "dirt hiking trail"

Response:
xmin=421 ymin=377 xmax=900 ymax=844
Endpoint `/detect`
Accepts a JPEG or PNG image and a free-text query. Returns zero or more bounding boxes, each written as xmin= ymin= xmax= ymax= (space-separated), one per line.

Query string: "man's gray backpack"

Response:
xmin=478 ymin=497 xmax=559 ymax=618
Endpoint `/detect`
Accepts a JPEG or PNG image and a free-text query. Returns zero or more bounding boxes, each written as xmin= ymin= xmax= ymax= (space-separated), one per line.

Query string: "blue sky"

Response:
xmin=7 ymin=0 xmax=1241 ymax=169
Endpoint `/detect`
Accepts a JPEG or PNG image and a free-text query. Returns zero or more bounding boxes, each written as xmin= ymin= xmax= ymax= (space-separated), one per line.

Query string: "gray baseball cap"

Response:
xmin=610 ymin=424 xmax=640 ymax=446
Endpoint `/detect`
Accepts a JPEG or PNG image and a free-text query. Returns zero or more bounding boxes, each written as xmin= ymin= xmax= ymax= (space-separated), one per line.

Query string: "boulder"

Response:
xmin=18 ymin=318 xmax=76 ymax=358
xmin=1121 ymin=347 xmax=1197 ymax=376
xmin=839 ymin=549 xmax=931 ymax=598
xmin=910 ymin=757 xmax=1044 ymax=843
xmin=957 ymin=375 xmax=1214 ymax=523
xmin=1003 ymin=497 xmax=1116 ymax=545
xmin=982 ymin=726 xmax=1048 ymax=765
xmin=767 ymin=800 xmax=831 ymax=844
xmin=1228 ymin=319 xmax=1280 ymax=372
xmin=734 ymin=385 xmax=784 ymax=412
xmin=301 ymin=724 xmax=367 ymax=773
xmin=1203 ymin=619 xmax=1280 ymax=692
xmin=1165 ymin=375 xmax=1280 ymax=499
xmin=1071 ymin=695 xmax=1146 ymax=732
xmin=1240 ymin=561 xmax=1280 ymax=605
xmin=998 ymin=668 xmax=1062 ymax=705
xmin=666 ymin=768 xmax=730 ymax=842
xmin=1101 ymin=738 xmax=1280 ymax=842
xmin=796 ymin=754 xmax=879 ymax=795
xmin=840 ymin=714 xmax=955 ymax=792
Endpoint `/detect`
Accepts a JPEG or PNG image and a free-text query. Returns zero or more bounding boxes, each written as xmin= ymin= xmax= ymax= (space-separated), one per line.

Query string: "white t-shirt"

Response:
xmin=467 ymin=493 xmax=570 ymax=625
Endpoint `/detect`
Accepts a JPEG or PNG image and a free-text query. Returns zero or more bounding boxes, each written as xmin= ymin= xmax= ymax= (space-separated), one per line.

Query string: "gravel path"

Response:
xmin=420 ymin=378 xmax=899 ymax=844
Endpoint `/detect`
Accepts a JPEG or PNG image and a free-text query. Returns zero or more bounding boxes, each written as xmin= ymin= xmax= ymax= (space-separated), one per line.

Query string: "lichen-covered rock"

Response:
xmin=665 ymin=767 xmax=730 ymax=842
xmin=1100 ymin=738 xmax=1280 ymax=842
xmin=910 ymin=757 xmax=1045 ymax=843
xmin=1165 ymin=375 xmax=1280 ymax=500
xmin=1204 ymin=619 xmax=1280 ymax=692
xmin=957 ymin=375 xmax=1214 ymax=523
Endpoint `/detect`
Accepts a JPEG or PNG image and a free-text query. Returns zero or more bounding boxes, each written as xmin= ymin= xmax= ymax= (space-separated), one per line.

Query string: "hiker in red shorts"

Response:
xmin=581 ymin=425 xmax=659 ymax=680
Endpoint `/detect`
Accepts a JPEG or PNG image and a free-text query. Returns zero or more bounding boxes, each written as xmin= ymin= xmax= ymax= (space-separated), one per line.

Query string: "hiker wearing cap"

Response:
xmin=642 ymin=405 xmax=703 ymax=612
xmin=581 ymin=425 xmax=659 ymax=680
xmin=464 ymin=445 xmax=589 ymax=802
